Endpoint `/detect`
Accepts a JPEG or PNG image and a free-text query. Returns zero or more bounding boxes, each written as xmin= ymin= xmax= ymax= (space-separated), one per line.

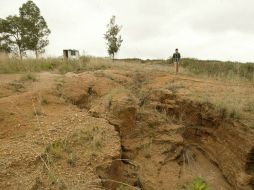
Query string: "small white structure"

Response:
xmin=63 ymin=49 xmax=80 ymax=60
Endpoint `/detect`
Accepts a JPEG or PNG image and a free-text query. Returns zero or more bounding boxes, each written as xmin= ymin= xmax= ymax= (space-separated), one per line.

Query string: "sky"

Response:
xmin=1 ymin=0 xmax=254 ymax=62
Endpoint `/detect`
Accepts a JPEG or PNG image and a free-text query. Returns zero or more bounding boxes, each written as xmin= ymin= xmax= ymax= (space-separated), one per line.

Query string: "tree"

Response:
xmin=0 ymin=16 xmax=27 ymax=59
xmin=19 ymin=0 xmax=51 ymax=58
xmin=104 ymin=16 xmax=123 ymax=60
xmin=0 ymin=34 xmax=11 ymax=54
xmin=0 ymin=1 xmax=50 ymax=59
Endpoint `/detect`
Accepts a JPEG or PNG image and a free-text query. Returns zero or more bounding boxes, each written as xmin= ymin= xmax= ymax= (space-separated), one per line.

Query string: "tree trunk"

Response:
xmin=35 ymin=50 xmax=39 ymax=59
xmin=19 ymin=48 xmax=23 ymax=60
xmin=112 ymin=53 xmax=115 ymax=61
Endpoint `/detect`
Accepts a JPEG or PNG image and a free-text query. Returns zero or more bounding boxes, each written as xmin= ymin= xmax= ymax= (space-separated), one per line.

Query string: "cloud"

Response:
xmin=191 ymin=0 xmax=254 ymax=34
xmin=0 ymin=0 xmax=254 ymax=62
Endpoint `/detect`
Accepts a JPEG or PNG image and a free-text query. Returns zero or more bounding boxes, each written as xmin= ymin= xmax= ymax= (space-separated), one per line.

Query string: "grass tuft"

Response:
xmin=20 ymin=73 xmax=38 ymax=82
xmin=8 ymin=81 xmax=25 ymax=92
xmin=180 ymin=177 xmax=211 ymax=190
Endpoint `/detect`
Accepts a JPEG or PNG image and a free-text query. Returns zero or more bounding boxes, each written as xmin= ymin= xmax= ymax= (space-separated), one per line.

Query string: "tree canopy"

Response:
xmin=0 ymin=0 xmax=50 ymax=59
xmin=19 ymin=0 xmax=50 ymax=58
xmin=104 ymin=16 xmax=123 ymax=60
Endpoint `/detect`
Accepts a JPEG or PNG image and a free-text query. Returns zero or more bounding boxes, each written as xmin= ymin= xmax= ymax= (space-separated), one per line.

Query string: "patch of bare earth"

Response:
xmin=0 ymin=69 xmax=253 ymax=190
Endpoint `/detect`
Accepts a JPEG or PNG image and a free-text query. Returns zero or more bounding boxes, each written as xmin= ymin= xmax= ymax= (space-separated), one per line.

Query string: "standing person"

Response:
xmin=172 ymin=48 xmax=181 ymax=74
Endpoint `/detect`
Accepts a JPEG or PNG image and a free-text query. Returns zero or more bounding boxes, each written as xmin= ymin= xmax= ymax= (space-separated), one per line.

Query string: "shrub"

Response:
xmin=181 ymin=177 xmax=211 ymax=190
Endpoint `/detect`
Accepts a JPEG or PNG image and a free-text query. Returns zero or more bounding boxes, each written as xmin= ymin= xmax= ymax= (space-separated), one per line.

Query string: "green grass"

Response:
xmin=180 ymin=177 xmax=211 ymax=190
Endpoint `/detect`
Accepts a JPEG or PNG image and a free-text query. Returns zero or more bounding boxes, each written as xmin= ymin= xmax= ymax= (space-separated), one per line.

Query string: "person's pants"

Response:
xmin=174 ymin=61 xmax=179 ymax=73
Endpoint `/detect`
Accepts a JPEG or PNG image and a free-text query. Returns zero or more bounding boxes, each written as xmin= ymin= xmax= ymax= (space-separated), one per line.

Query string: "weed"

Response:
xmin=109 ymin=88 xmax=130 ymax=96
xmin=47 ymin=171 xmax=58 ymax=185
xmin=156 ymin=108 xmax=173 ymax=123
xmin=139 ymin=90 xmax=151 ymax=107
xmin=20 ymin=73 xmax=38 ymax=82
xmin=165 ymin=81 xmax=185 ymax=94
xmin=244 ymin=102 xmax=254 ymax=112
xmin=130 ymin=71 xmax=149 ymax=95
xmin=215 ymin=103 xmax=240 ymax=119
xmin=143 ymin=138 xmax=153 ymax=159
xmin=215 ymin=104 xmax=227 ymax=119
xmin=45 ymin=128 xmax=104 ymax=166
xmin=46 ymin=140 xmax=71 ymax=161
xmin=229 ymin=109 xmax=240 ymax=119
xmin=8 ymin=81 xmax=25 ymax=92
xmin=105 ymin=94 xmax=113 ymax=109
xmin=40 ymin=96 xmax=49 ymax=105
xmin=56 ymin=82 xmax=64 ymax=92
xmin=46 ymin=170 xmax=67 ymax=189
xmin=33 ymin=109 xmax=44 ymax=116
xmin=181 ymin=177 xmax=211 ymax=190
xmin=116 ymin=185 xmax=128 ymax=190
xmin=0 ymin=92 xmax=7 ymax=98
xmin=67 ymin=153 xmax=76 ymax=167
xmin=78 ymin=128 xmax=103 ymax=150
xmin=58 ymin=61 xmax=82 ymax=74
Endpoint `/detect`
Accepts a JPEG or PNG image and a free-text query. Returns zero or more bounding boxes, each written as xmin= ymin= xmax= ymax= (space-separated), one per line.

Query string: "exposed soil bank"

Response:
xmin=63 ymin=72 xmax=253 ymax=190
xmin=0 ymin=71 xmax=253 ymax=190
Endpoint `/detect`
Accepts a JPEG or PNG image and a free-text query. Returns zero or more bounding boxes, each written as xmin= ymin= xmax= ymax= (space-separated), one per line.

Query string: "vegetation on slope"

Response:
xmin=0 ymin=56 xmax=253 ymax=82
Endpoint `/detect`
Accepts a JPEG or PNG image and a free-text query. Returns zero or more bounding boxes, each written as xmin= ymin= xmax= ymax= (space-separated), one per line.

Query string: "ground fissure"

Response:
xmin=0 ymin=70 xmax=253 ymax=190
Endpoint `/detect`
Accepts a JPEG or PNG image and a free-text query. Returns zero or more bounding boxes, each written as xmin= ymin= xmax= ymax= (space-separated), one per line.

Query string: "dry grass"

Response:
xmin=46 ymin=127 xmax=104 ymax=164
xmin=180 ymin=58 xmax=254 ymax=82
xmin=0 ymin=55 xmax=253 ymax=83
xmin=1 ymin=55 xmax=253 ymax=127
xmin=20 ymin=73 xmax=38 ymax=82
xmin=8 ymin=80 xmax=25 ymax=92
xmin=0 ymin=55 xmax=174 ymax=75
xmin=185 ymin=82 xmax=254 ymax=128
xmin=165 ymin=81 xmax=185 ymax=94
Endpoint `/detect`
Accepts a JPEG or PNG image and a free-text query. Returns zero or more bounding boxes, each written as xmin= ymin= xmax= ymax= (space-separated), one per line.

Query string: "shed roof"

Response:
xmin=63 ymin=49 xmax=79 ymax=51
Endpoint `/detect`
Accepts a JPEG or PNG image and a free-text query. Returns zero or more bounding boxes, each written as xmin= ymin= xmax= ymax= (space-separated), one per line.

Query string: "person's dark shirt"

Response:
xmin=173 ymin=52 xmax=181 ymax=62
